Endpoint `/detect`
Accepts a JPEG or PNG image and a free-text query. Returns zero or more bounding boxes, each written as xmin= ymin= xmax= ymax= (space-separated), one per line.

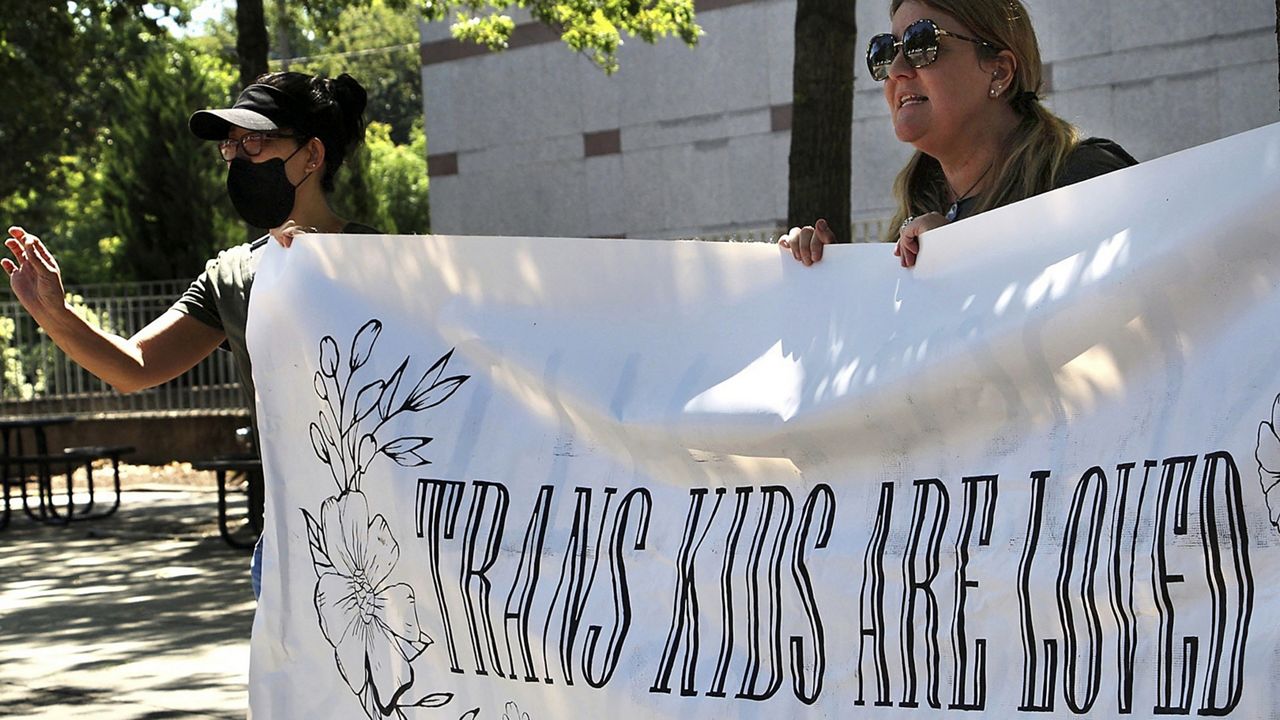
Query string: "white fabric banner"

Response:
xmin=246 ymin=123 xmax=1280 ymax=719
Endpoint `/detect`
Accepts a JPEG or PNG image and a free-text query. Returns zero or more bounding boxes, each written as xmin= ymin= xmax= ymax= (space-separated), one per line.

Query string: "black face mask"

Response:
xmin=226 ymin=145 xmax=311 ymax=229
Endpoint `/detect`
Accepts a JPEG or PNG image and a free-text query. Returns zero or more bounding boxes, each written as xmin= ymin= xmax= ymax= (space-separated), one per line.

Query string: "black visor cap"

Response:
xmin=189 ymin=83 xmax=307 ymax=140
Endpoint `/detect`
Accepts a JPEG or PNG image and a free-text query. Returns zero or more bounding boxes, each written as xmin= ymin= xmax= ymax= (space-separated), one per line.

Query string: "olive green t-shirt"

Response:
xmin=170 ymin=222 xmax=380 ymax=420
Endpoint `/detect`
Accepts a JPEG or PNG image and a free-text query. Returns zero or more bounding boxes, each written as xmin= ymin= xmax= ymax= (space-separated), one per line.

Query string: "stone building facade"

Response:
xmin=419 ymin=0 xmax=1279 ymax=240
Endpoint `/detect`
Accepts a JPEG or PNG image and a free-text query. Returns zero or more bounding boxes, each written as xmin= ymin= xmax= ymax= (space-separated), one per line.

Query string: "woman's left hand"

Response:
xmin=894 ymin=212 xmax=948 ymax=268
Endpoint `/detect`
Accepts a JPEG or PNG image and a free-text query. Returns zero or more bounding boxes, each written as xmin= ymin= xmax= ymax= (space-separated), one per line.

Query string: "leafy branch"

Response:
xmin=308 ymin=318 xmax=470 ymax=493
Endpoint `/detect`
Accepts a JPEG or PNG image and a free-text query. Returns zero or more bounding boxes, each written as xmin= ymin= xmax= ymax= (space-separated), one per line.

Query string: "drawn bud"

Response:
xmin=309 ymin=423 xmax=329 ymax=463
xmin=350 ymin=319 xmax=382 ymax=371
xmin=357 ymin=434 xmax=377 ymax=474
xmin=313 ymin=371 xmax=328 ymax=401
xmin=319 ymin=336 xmax=340 ymax=378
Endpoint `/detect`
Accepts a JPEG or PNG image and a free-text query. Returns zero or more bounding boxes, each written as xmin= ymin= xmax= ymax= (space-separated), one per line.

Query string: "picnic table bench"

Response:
xmin=191 ymin=455 xmax=263 ymax=549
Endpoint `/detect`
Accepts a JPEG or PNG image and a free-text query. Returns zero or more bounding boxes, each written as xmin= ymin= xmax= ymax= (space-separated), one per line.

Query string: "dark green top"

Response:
xmin=951 ymin=137 xmax=1138 ymax=222
xmin=170 ymin=222 xmax=380 ymax=419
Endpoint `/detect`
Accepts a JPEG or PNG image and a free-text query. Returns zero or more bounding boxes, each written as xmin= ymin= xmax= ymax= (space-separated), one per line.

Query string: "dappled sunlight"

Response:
xmin=1024 ymin=253 xmax=1082 ymax=307
xmin=0 ymin=489 xmax=253 ymax=719
xmin=1023 ymin=228 xmax=1133 ymax=309
xmin=1056 ymin=342 xmax=1125 ymax=415
xmin=684 ymin=341 xmax=804 ymax=421
xmin=1082 ymin=229 xmax=1131 ymax=283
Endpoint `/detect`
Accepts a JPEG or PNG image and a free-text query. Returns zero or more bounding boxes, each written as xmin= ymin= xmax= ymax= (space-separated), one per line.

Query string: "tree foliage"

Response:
xmin=0 ymin=1 xmax=168 ymax=200
xmin=98 ymin=48 xmax=240 ymax=280
xmin=419 ymin=0 xmax=701 ymax=74
xmin=332 ymin=121 xmax=431 ymax=233
xmin=0 ymin=1 xmax=228 ymax=281
xmin=293 ymin=0 xmax=422 ymax=144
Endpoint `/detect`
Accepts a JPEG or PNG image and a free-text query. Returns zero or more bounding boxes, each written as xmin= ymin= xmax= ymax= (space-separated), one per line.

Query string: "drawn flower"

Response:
xmin=1256 ymin=394 xmax=1280 ymax=529
xmin=314 ymin=491 xmax=431 ymax=715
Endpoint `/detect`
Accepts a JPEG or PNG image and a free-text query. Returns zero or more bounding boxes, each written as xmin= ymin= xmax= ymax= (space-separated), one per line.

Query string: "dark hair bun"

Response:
xmin=329 ymin=73 xmax=368 ymax=149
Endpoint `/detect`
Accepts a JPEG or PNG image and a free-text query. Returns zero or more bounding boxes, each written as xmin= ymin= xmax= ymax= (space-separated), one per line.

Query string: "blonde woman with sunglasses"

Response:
xmin=781 ymin=0 xmax=1136 ymax=267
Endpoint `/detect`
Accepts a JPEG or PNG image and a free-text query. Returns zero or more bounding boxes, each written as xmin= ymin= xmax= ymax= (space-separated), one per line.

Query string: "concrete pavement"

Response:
xmin=0 ymin=487 xmax=254 ymax=719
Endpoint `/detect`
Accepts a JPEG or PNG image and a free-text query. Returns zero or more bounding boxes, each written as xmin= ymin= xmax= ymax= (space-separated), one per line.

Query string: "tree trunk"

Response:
xmin=788 ymin=0 xmax=857 ymax=243
xmin=276 ymin=0 xmax=292 ymax=71
xmin=235 ymin=0 xmax=270 ymax=90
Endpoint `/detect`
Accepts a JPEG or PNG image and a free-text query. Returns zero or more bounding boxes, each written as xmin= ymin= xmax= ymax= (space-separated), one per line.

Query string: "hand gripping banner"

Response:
xmin=246 ymin=123 xmax=1280 ymax=719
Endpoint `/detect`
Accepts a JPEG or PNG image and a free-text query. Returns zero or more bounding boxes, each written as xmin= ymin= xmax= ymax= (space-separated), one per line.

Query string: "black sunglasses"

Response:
xmin=866 ymin=18 xmax=1000 ymax=81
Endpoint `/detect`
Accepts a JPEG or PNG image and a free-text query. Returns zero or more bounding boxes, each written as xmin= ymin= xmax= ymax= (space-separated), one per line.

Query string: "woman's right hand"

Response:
xmin=3 ymin=226 xmax=69 ymax=320
xmin=270 ymin=220 xmax=315 ymax=248
xmin=778 ymin=218 xmax=836 ymax=266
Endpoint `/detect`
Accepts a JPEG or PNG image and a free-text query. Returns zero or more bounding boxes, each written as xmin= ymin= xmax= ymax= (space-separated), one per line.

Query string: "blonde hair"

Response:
xmin=885 ymin=0 xmax=1079 ymax=240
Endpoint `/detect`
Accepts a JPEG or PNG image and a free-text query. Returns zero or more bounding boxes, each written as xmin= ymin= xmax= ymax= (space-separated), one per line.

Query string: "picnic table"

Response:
xmin=0 ymin=415 xmax=133 ymax=528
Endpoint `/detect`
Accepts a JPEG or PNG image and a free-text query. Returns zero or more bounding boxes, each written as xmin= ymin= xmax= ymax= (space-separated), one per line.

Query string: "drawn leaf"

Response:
xmin=401 ymin=350 xmax=458 ymax=410
xmin=357 ymin=434 xmax=378 ymax=474
xmin=410 ymin=693 xmax=454 ymax=708
xmin=313 ymin=371 xmax=328 ymax=401
xmin=318 ymin=411 xmax=336 ymax=448
xmin=405 ymin=375 xmax=469 ymax=414
xmin=319 ymin=336 xmax=339 ymax=378
xmin=380 ymin=357 xmax=409 ymax=420
xmin=352 ymin=380 xmax=384 ymax=427
xmin=301 ymin=509 xmax=332 ymax=576
xmin=383 ymin=436 xmax=434 ymax=467
xmin=350 ymin=318 xmax=382 ymax=371
xmin=308 ymin=423 xmax=329 ymax=463
xmin=382 ymin=436 xmax=432 ymax=455
xmin=457 ymin=710 xmax=480 ymax=720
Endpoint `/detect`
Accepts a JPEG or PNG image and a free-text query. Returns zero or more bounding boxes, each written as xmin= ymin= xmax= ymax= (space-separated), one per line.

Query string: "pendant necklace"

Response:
xmin=945 ymin=162 xmax=994 ymax=222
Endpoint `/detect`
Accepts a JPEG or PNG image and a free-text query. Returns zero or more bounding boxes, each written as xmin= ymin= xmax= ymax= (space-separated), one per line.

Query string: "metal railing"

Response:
xmin=0 ymin=280 xmax=247 ymax=419
xmin=680 ymin=218 xmax=889 ymax=244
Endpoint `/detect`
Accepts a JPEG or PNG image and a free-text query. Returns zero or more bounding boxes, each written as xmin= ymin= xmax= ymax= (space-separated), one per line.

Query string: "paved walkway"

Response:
xmin=0 ymin=486 xmax=254 ymax=719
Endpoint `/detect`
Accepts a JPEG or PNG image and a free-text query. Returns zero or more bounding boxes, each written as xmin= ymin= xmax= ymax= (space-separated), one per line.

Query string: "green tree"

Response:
xmin=0 ymin=2 xmax=221 ymax=281
xmin=221 ymin=0 xmax=700 ymax=95
xmin=0 ymin=1 xmax=173 ymax=202
xmin=98 ymin=47 xmax=240 ymax=280
xmin=294 ymin=0 xmax=422 ymax=144
xmin=418 ymin=0 xmax=701 ymax=74
xmin=332 ymin=121 xmax=431 ymax=233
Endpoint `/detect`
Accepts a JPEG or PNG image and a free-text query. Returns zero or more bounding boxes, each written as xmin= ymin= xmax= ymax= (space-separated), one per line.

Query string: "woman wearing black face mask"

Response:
xmin=2 ymin=71 xmax=374 ymax=598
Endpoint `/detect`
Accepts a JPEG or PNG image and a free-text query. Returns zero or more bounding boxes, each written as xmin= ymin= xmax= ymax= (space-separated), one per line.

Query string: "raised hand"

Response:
xmin=3 ymin=226 xmax=69 ymax=320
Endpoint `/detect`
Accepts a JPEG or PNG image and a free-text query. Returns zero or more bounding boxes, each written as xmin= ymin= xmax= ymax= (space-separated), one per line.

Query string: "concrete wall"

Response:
xmin=420 ymin=0 xmax=1280 ymax=237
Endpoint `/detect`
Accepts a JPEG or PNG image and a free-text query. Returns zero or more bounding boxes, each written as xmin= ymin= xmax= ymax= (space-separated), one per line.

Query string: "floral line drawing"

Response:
xmin=308 ymin=318 xmax=468 ymax=495
xmin=299 ymin=318 xmax=470 ymax=718
xmin=1256 ymin=393 xmax=1280 ymax=531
